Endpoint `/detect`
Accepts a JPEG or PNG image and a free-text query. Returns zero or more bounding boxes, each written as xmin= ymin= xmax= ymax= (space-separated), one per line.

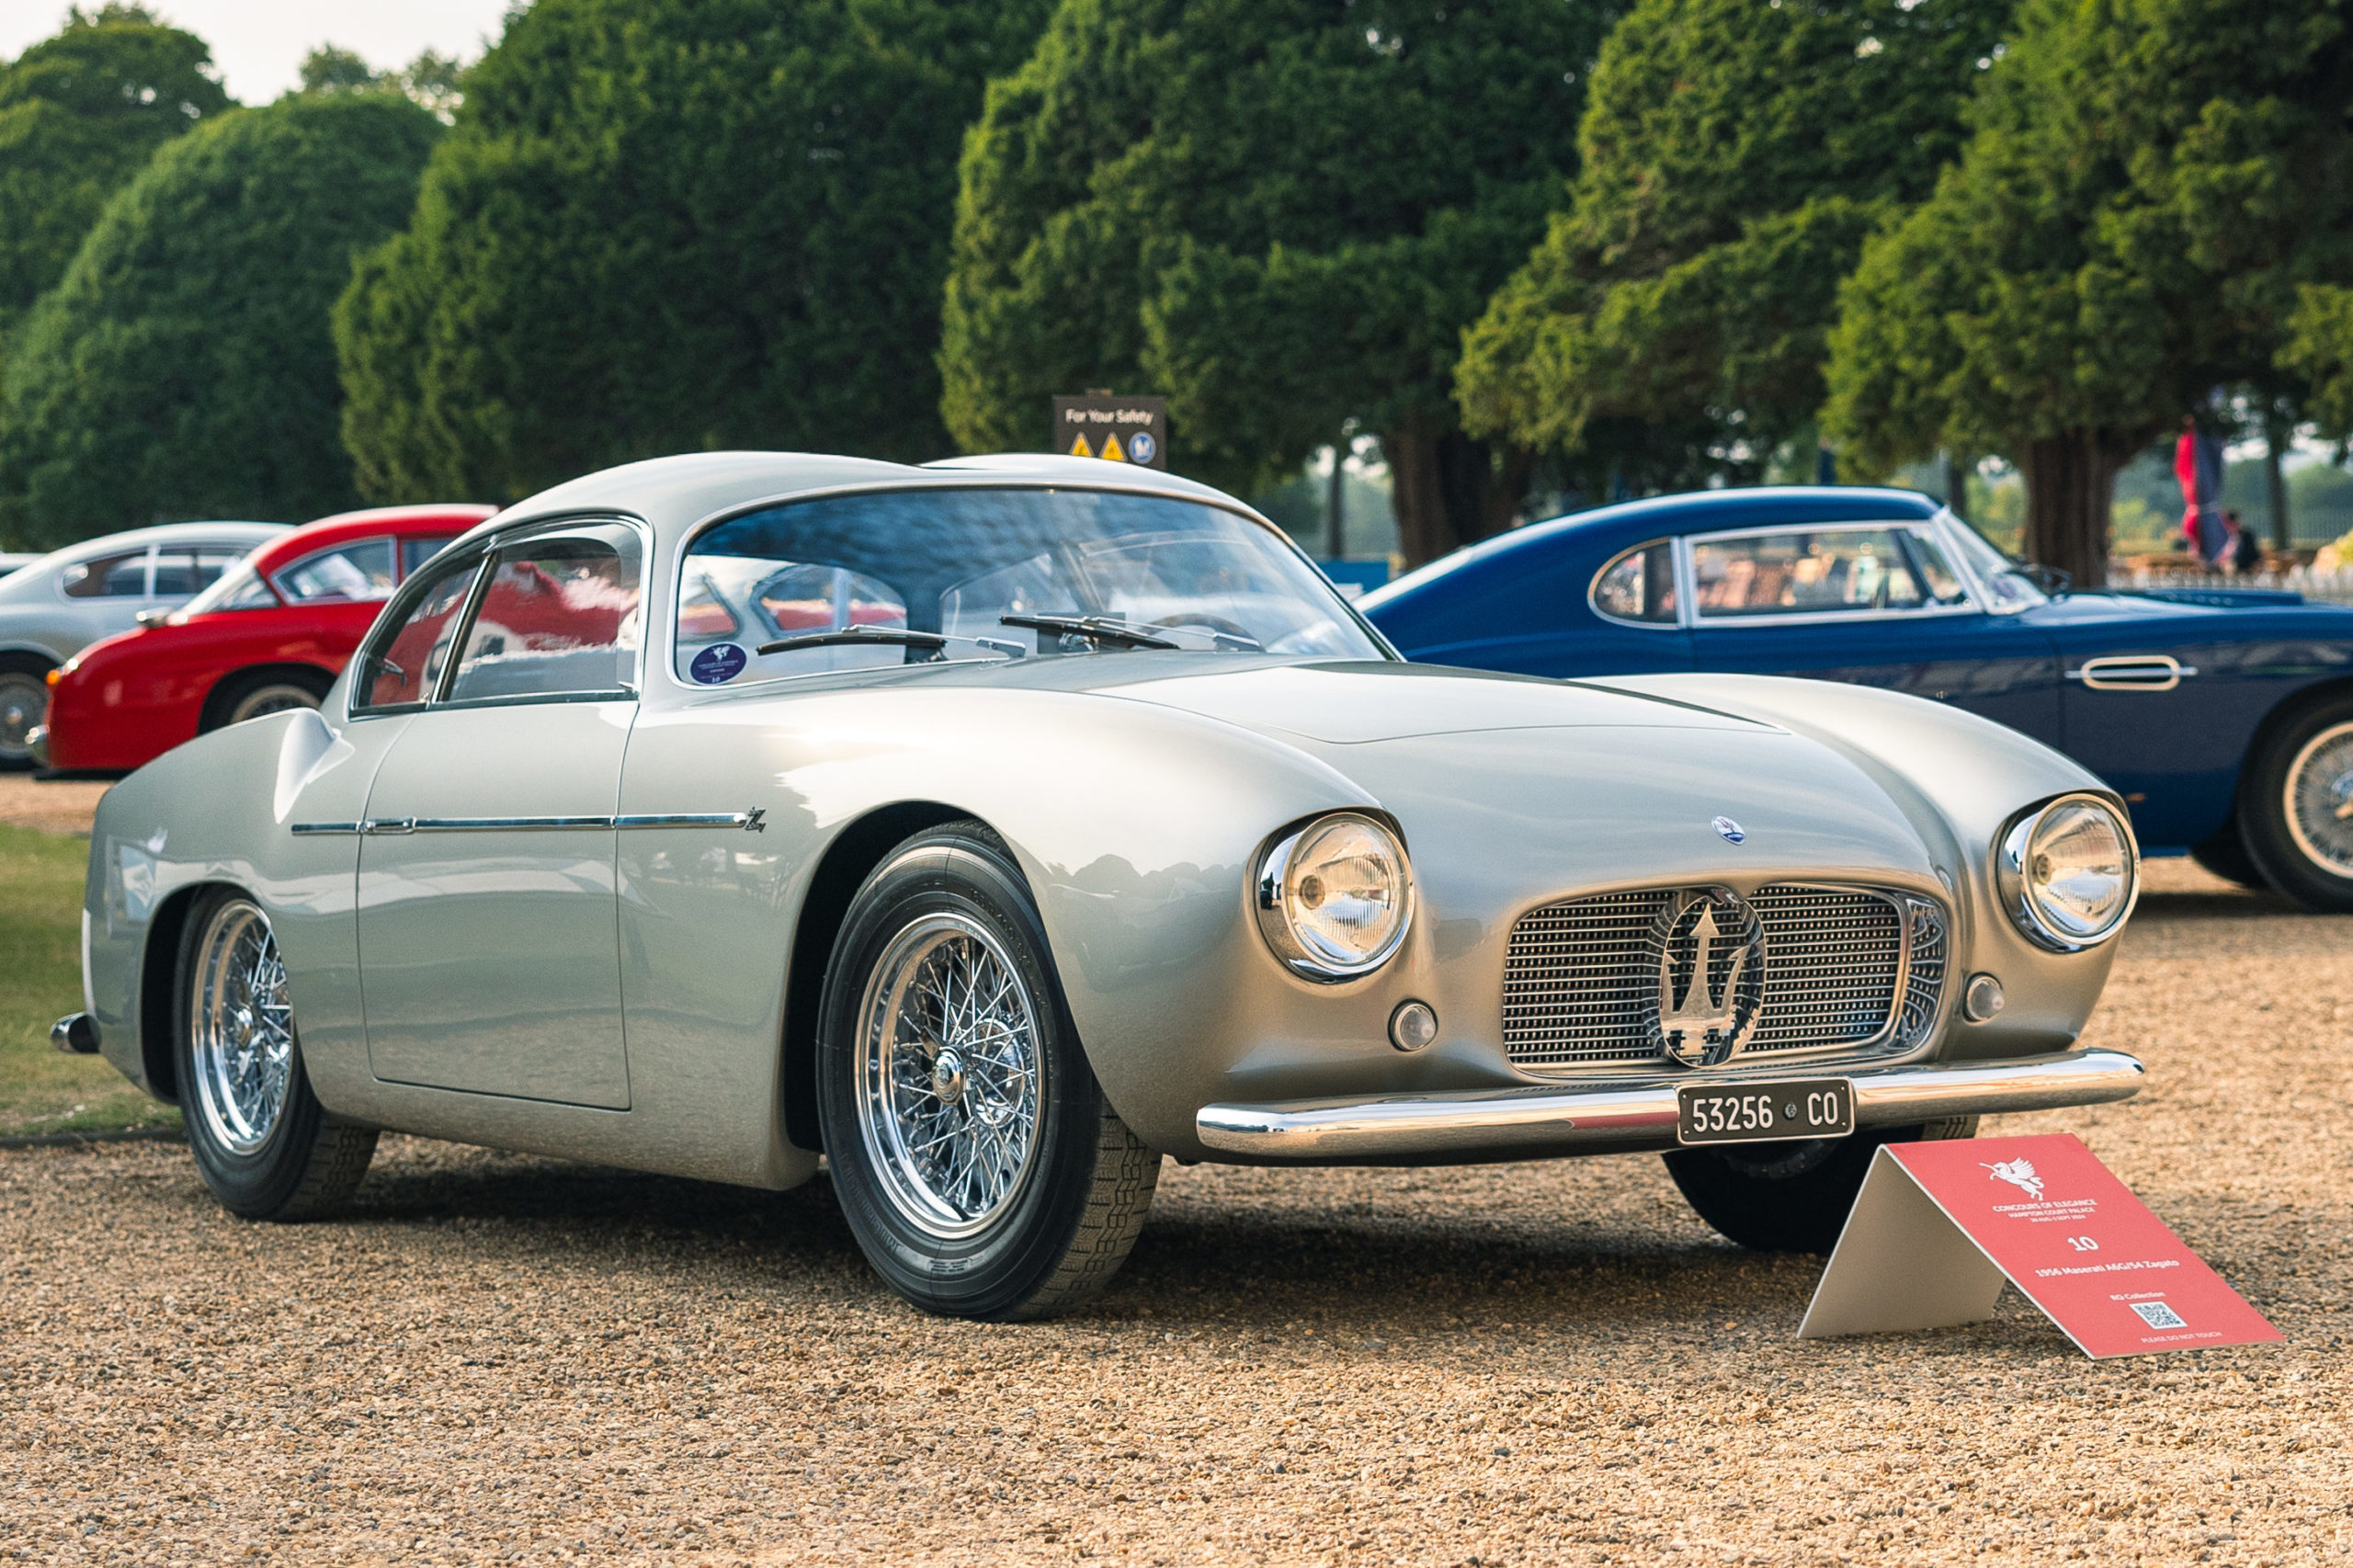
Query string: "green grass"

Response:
xmin=0 ymin=824 xmax=179 ymax=1136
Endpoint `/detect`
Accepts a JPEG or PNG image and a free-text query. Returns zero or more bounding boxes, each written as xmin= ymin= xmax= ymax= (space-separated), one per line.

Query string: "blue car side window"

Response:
xmin=1591 ymin=541 xmax=1678 ymax=625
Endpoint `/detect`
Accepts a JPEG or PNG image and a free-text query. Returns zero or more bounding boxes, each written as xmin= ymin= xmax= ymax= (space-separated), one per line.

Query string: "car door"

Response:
xmin=353 ymin=519 xmax=647 ymax=1108
xmin=56 ymin=542 xmax=158 ymax=651
xmin=1683 ymin=521 xmax=2064 ymax=744
xmin=2036 ymin=597 xmax=2255 ymax=850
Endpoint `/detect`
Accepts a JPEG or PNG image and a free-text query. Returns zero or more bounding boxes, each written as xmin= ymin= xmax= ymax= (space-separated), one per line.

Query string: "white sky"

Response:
xmin=1 ymin=1 xmax=517 ymax=102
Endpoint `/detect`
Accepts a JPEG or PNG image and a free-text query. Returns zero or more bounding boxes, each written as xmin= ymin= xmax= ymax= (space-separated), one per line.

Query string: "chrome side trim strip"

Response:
xmin=313 ymin=809 xmax=770 ymax=836
xmin=407 ymin=816 xmax=611 ymax=832
xmin=616 ymin=809 xmax=767 ymax=832
xmin=1194 ymin=1048 xmax=2145 ymax=1160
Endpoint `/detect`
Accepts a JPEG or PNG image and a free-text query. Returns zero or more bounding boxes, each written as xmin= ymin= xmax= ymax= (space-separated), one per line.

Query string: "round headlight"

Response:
xmin=1255 ymin=812 xmax=1414 ymax=980
xmin=1997 ymin=793 xmax=2138 ymax=950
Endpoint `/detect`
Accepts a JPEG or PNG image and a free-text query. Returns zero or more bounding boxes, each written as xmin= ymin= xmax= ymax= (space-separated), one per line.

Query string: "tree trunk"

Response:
xmin=1384 ymin=410 xmax=1530 ymax=570
xmin=2017 ymin=431 xmax=2135 ymax=588
xmin=1325 ymin=438 xmax=1347 ymax=559
xmin=2265 ymin=415 xmax=2292 ymax=553
xmin=1943 ymin=451 xmax=1973 ymax=521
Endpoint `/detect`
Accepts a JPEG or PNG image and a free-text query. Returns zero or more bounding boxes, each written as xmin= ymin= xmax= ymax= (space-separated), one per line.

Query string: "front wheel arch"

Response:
xmin=135 ymin=881 xmax=239 ymax=1103
xmin=779 ymin=801 xmax=989 ymax=1153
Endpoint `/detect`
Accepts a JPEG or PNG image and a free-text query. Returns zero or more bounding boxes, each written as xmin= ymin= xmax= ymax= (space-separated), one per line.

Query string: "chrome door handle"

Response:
xmin=2064 ymin=655 xmax=2195 ymax=691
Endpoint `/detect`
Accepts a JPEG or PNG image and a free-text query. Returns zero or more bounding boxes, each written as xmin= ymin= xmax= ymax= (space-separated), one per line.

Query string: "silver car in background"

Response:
xmin=71 ymin=454 xmax=2145 ymax=1320
xmin=0 ymin=520 xmax=286 ymax=767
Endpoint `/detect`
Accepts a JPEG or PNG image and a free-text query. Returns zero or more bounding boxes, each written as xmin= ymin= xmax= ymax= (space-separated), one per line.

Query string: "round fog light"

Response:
xmin=1963 ymin=972 xmax=2006 ymax=1022
xmin=1389 ymin=1000 xmax=1438 ymax=1052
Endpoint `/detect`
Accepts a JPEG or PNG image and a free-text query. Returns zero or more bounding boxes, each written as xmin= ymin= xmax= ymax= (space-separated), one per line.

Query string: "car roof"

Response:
xmin=449 ymin=450 xmax=1264 ymax=558
xmin=247 ymin=504 xmax=498 ymax=573
xmin=1364 ymin=485 xmax=1943 ymax=608
xmin=22 ymin=519 xmax=288 ymax=569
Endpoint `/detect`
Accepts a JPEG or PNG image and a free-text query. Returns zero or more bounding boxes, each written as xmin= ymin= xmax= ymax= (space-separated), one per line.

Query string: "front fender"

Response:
xmin=84 ymin=706 xmax=397 ymax=1101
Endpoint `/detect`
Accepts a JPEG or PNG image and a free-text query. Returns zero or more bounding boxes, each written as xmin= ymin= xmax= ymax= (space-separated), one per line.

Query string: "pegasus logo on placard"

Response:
xmin=1652 ymin=890 xmax=1765 ymax=1068
xmin=1984 ymin=1158 xmax=2046 ymax=1200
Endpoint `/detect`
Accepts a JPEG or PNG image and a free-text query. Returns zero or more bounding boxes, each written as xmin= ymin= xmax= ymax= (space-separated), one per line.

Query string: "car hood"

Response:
xmin=1087 ymin=659 xmax=1940 ymax=894
xmin=1091 ymin=659 xmax=1761 ymax=744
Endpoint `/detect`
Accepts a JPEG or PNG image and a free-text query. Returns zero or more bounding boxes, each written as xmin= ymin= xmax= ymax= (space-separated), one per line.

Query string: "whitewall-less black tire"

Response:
xmin=816 ymin=824 xmax=1158 ymax=1320
xmin=2240 ymin=698 xmax=2353 ymax=913
xmin=1663 ymin=1117 xmax=1978 ymax=1254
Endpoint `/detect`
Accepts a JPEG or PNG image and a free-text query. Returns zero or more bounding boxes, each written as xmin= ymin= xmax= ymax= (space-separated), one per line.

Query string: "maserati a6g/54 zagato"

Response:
xmin=64 ymin=452 xmax=2146 ymax=1319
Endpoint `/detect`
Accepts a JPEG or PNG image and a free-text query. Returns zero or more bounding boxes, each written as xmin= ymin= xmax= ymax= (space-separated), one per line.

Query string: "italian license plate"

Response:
xmin=1676 ymin=1078 xmax=1854 ymax=1145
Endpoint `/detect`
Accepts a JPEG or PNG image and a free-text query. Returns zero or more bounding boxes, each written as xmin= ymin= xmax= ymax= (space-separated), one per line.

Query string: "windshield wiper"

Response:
xmin=998 ymin=613 xmax=1178 ymax=650
xmin=757 ymin=627 xmax=949 ymax=660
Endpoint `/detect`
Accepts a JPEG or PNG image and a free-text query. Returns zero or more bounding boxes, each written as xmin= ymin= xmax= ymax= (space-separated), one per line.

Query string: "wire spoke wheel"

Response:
xmin=855 ymin=912 xmax=1043 ymax=1240
xmin=188 ymin=900 xmax=296 ymax=1154
xmin=2283 ymin=720 xmax=2353 ymax=877
xmin=0 ymin=669 xmax=46 ymax=760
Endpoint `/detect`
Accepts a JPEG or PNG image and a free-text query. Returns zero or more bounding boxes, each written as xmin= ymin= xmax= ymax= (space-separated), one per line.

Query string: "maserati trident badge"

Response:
xmin=1712 ymin=815 xmax=1745 ymax=844
xmin=1648 ymin=888 xmax=1767 ymax=1068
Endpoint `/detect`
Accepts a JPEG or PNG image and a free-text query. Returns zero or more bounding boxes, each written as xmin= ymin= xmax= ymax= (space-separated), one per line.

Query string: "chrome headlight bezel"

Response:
xmin=1254 ymin=811 xmax=1415 ymax=982
xmin=1995 ymin=792 xmax=2140 ymax=952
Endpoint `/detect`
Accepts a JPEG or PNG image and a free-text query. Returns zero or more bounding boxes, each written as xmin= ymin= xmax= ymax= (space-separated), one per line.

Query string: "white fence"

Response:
xmin=2116 ymin=563 xmax=2353 ymax=605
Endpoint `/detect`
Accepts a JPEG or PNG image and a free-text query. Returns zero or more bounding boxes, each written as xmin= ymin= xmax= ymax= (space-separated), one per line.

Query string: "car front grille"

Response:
xmin=1500 ymin=882 xmax=1946 ymax=1074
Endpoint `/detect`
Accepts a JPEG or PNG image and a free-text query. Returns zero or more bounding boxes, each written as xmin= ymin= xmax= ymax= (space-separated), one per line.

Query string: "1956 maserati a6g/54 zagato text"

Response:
xmin=67 ymin=452 xmax=2147 ymax=1319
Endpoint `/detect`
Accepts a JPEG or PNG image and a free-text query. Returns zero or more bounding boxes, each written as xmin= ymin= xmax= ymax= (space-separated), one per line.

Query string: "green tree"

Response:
xmin=939 ymin=0 xmax=1613 ymax=568
xmin=334 ymin=0 xmax=1050 ymax=506
xmin=1455 ymin=0 xmax=2013 ymax=494
xmin=0 ymin=95 xmax=441 ymax=544
xmin=1824 ymin=0 xmax=2353 ymax=585
xmin=299 ymin=43 xmax=469 ymax=121
xmin=0 ymin=4 xmax=233 ymax=329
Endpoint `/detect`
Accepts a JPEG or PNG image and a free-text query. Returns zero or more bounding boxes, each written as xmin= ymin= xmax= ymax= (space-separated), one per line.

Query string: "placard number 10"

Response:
xmin=2064 ymin=1235 xmax=2099 ymax=1252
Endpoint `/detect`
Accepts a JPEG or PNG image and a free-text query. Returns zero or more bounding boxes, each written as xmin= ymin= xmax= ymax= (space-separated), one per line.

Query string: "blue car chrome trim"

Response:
xmin=2066 ymin=654 xmax=2197 ymax=691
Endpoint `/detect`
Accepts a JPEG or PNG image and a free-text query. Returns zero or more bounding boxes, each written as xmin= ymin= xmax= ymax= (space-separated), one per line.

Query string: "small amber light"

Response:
xmin=45 ymin=668 xmax=61 ymax=687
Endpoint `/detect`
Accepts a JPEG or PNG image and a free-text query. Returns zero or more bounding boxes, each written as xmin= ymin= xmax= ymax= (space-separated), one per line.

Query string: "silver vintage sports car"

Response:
xmin=69 ymin=453 xmax=2146 ymax=1319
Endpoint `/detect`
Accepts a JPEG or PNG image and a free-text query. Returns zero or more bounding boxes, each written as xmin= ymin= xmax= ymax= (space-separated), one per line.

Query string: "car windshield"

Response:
xmin=675 ymin=487 xmax=1381 ymax=685
xmin=1940 ymin=514 xmax=2048 ymax=610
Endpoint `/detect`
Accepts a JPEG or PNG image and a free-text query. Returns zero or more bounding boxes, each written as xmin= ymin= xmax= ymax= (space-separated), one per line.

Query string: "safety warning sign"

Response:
xmin=1052 ymin=394 xmax=1166 ymax=469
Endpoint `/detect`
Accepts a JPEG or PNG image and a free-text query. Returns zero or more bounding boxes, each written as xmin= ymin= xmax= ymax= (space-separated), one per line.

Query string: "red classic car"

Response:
xmin=37 ymin=505 xmax=495 ymax=773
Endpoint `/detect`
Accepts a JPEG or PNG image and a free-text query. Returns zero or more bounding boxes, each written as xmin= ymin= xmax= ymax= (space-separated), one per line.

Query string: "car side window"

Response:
xmin=1902 ymin=530 xmax=1971 ymax=606
xmin=276 ymin=539 xmax=398 ymax=602
xmin=150 ymin=548 xmax=244 ymax=597
xmin=1690 ymin=528 xmax=1929 ymax=619
xmin=446 ymin=525 xmax=642 ymax=703
xmin=358 ymin=552 xmax=484 ymax=709
xmin=1591 ymin=540 xmax=1678 ymax=625
xmin=400 ymin=537 xmax=449 ymax=577
xmin=61 ymin=549 xmax=150 ymax=598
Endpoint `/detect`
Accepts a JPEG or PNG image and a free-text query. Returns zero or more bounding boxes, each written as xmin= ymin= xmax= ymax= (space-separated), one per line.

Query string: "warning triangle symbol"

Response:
xmin=1100 ymin=433 xmax=1126 ymax=462
xmin=1068 ymin=433 xmax=1092 ymax=458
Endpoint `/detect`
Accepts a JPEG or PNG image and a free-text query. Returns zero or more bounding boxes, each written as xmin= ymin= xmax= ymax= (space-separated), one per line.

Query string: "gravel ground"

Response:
xmin=0 ymin=773 xmax=109 ymax=835
xmin=4 ymin=858 xmax=2347 ymax=1567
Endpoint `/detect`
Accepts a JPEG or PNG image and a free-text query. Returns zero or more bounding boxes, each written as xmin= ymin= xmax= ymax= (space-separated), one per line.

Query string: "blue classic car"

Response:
xmin=1363 ymin=486 xmax=2353 ymax=911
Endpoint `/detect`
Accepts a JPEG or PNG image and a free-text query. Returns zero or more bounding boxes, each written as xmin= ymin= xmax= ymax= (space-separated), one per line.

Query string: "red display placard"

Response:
xmin=1799 ymin=1133 xmax=2279 ymax=1358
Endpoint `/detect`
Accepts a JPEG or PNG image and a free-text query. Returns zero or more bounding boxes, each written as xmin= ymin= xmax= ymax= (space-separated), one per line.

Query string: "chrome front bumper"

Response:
xmin=1195 ymin=1048 xmax=2144 ymax=1161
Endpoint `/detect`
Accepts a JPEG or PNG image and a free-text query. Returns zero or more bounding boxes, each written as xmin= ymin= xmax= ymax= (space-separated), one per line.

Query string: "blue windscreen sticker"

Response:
xmin=689 ymin=642 xmax=747 ymax=685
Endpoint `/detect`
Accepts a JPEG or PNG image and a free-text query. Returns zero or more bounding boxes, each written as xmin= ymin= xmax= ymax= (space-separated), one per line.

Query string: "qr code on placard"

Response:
xmin=2130 ymin=1301 xmax=2188 ymax=1330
